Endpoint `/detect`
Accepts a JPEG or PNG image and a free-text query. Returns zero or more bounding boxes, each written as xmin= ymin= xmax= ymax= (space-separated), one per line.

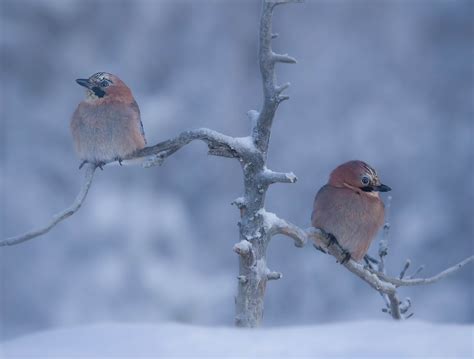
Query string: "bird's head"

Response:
xmin=328 ymin=160 xmax=391 ymax=195
xmin=75 ymin=72 xmax=132 ymax=103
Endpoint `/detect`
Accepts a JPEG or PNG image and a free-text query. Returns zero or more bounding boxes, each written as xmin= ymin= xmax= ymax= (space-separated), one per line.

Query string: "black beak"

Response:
xmin=76 ymin=78 xmax=92 ymax=89
xmin=361 ymin=184 xmax=392 ymax=192
xmin=373 ymin=184 xmax=391 ymax=192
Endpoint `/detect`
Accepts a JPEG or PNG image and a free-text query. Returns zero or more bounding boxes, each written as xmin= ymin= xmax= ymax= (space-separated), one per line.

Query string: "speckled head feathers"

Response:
xmin=75 ymin=72 xmax=132 ymax=102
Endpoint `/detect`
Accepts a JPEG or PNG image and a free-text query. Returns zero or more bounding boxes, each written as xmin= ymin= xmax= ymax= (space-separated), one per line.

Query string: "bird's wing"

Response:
xmin=312 ymin=185 xmax=385 ymax=261
xmin=131 ymin=99 xmax=146 ymax=145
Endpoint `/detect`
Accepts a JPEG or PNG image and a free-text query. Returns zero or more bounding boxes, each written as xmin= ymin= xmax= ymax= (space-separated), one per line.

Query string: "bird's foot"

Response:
xmin=326 ymin=232 xmax=338 ymax=248
xmin=325 ymin=232 xmax=351 ymax=264
xmin=78 ymin=160 xmax=88 ymax=170
xmin=312 ymin=243 xmax=327 ymax=254
xmin=95 ymin=161 xmax=106 ymax=170
xmin=339 ymin=249 xmax=351 ymax=264
xmin=115 ymin=157 xmax=123 ymax=166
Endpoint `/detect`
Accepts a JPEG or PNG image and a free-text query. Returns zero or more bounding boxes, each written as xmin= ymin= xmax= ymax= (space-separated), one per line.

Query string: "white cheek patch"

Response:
xmin=365 ymin=191 xmax=380 ymax=198
xmin=85 ymin=89 xmax=100 ymax=102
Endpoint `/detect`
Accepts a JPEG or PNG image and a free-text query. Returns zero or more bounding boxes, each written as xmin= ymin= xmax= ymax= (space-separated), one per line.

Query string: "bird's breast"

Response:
xmin=71 ymin=101 xmax=145 ymax=162
xmin=311 ymin=185 xmax=385 ymax=261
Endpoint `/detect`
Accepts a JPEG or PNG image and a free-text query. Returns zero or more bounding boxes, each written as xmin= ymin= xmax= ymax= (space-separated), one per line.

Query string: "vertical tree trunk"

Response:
xmin=233 ymin=0 xmax=300 ymax=327
xmin=235 ymin=172 xmax=269 ymax=327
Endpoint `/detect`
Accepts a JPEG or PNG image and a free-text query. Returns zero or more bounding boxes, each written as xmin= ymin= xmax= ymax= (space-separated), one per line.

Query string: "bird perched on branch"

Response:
xmin=311 ymin=160 xmax=391 ymax=263
xmin=71 ymin=72 xmax=146 ymax=169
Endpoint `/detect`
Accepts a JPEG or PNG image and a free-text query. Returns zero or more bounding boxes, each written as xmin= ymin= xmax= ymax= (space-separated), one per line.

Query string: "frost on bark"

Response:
xmin=231 ymin=0 xmax=303 ymax=327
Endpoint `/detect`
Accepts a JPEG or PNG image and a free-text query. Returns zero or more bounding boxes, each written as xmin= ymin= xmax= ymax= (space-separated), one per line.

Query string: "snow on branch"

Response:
xmin=1 ymin=163 xmax=96 ymax=246
xmin=259 ymin=167 xmax=297 ymax=185
xmin=132 ymin=129 xmax=257 ymax=167
xmin=233 ymin=240 xmax=254 ymax=258
xmin=259 ymin=209 xmax=306 ymax=247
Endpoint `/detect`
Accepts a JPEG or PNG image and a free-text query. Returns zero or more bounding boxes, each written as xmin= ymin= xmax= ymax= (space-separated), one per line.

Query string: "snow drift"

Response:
xmin=1 ymin=320 xmax=472 ymax=358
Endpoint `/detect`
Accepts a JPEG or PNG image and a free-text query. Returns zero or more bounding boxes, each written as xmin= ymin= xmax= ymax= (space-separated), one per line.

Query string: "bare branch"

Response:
xmin=237 ymin=275 xmax=248 ymax=284
xmin=407 ymin=265 xmax=425 ymax=279
xmin=2 ymin=163 xmax=96 ymax=246
xmin=253 ymin=0 xmax=298 ymax=154
xmin=260 ymin=209 xmax=306 ymax=247
xmin=399 ymin=297 xmax=412 ymax=314
xmin=267 ymin=271 xmax=283 ymax=281
xmin=272 ymin=52 xmax=297 ymax=64
xmin=259 ymin=168 xmax=297 ymax=185
xmin=131 ymin=128 xmax=253 ymax=166
xmin=399 ymin=259 xmax=411 ymax=279
xmin=378 ymin=195 xmax=392 ymax=272
xmin=275 ymin=82 xmax=291 ymax=94
xmin=368 ymin=256 xmax=474 ymax=287
xmin=233 ymin=240 xmax=253 ymax=256
xmin=231 ymin=197 xmax=247 ymax=209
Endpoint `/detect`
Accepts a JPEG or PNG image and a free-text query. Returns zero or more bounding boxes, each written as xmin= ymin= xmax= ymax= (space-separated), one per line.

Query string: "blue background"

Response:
xmin=1 ymin=0 xmax=472 ymax=340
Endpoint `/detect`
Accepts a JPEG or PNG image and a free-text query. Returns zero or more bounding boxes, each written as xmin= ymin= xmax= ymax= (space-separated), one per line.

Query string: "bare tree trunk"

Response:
xmin=232 ymin=0 xmax=301 ymax=327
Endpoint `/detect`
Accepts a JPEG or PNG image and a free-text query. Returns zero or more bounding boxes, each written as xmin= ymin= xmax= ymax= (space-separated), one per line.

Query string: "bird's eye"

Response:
xmin=99 ymin=80 xmax=109 ymax=87
xmin=361 ymin=176 xmax=370 ymax=185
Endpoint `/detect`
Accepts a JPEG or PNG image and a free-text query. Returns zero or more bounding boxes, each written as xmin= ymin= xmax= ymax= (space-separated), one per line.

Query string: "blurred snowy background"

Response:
xmin=1 ymin=0 xmax=472 ymax=341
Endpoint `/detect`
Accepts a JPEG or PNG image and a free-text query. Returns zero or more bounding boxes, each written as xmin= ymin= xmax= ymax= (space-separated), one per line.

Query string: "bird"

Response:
xmin=71 ymin=72 xmax=146 ymax=169
xmin=311 ymin=160 xmax=391 ymax=263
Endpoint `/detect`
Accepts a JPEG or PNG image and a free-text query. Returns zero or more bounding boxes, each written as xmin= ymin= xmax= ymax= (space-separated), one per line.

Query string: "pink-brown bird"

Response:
xmin=71 ymin=72 xmax=146 ymax=169
xmin=311 ymin=160 xmax=391 ymax=262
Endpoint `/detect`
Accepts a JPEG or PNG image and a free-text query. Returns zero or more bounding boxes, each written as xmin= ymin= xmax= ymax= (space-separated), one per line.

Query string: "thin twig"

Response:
xmin=378 ymin=195 xmax=392 ymax=273
xmin=367 ymin=256 xmax=474 ymax=287
xmin=1 ymin=163 xmax=96 ymax=246
xmin=375 ymin=195 xmax=406 ymax=318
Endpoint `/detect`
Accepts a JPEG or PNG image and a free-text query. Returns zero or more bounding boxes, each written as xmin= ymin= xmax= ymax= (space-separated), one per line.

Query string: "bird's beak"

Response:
xmin=361 ymin=183 xmax=392 ymax=192
xmin=75 ymin=78 xmax=92 ymax=89
xmin=373 ymin=184 xmax=391 ymax=192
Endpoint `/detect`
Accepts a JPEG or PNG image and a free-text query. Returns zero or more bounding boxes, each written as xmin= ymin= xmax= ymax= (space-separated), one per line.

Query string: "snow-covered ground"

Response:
xmin=1 ymin=320 xmax=472 ymax=358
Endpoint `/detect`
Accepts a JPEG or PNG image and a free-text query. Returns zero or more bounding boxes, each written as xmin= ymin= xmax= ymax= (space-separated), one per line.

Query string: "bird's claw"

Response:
xmin=95 ymin=161 xmax=106 ymax=170
xmin=313 ymin=243 xmax=327 ymax=254
xmin=340 ymin=249 xmax=351 ymax=264
xmin=78 ymin=160 xmax=88 ymax=170
xmin=326 ymin=233 xmax=338 ymax=248
xmin=116 ymin=157 xmax=123 ymax=166
xmin=325 ymin=232 xmax=351 ymax=264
